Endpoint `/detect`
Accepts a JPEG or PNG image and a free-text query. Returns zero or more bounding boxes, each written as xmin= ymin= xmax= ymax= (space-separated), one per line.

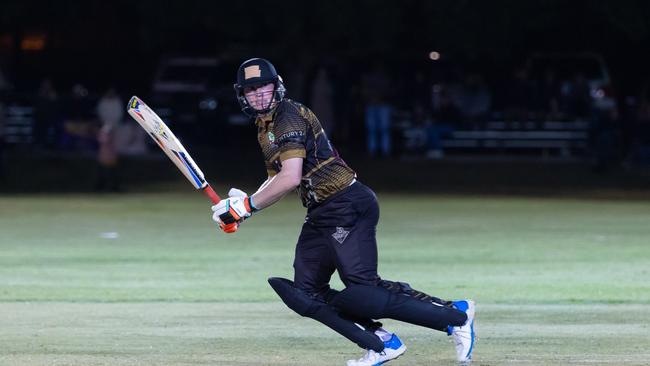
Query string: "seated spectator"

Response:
xmin=451 ymin=73 xmax=491 ymax=129
xmin=590 ymin=105 xmax=620 ymax=173
xmin=434 ymin=86 xmax=462 ymax=125
xmin=560 ymin=73 xmax=591 ymax=120
xmin=114 ymin=121 xmax=147 ymax=156
xmin=425 ymin=87 xmax=459 ymax=158
xmin=61 ymin=84 xmax=96 ymax=151
xmin=535 ymin=69 xmax=561 ymax=121
xmin=504 ymin=67 xmax=535 ymax=124
xmin=33 ymin=79 xmax=61 ymax=149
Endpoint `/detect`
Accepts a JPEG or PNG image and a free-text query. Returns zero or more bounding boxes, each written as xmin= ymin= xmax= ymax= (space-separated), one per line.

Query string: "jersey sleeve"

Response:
xmin=265 ymin=161 xmax=278 ymax=177
xmin=274 ymin=107 xmax=307 ymax=161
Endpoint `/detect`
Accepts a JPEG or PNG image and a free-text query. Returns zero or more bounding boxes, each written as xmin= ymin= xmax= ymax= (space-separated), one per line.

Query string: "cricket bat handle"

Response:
xmin=202 ymin=184 xmax=239 ymax=233
xmin=203 ymin=184 xmax=222 ymax=204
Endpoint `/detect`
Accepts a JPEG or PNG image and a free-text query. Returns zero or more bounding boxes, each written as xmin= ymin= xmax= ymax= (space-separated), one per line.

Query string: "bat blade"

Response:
xmin=125 ymin=96 xmax=237 ymax=233
xmin=127 ymin=96 xmax=208 ymax=190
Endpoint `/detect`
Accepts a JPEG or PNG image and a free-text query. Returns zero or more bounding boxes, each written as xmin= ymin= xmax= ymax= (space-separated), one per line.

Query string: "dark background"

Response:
xmin=3 ymin=1 xmax=650 ymax=92
xmin=1 ymin=0 xmax=650 ymax=194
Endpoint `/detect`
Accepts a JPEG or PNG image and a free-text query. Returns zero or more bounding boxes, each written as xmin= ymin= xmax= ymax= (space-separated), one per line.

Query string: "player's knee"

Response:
xmin=268 ymin=277 xmax=321 ymax=316
xmin=338 ymin=271 xmax=382 ymax=289
xmin=329 ymin=283 xmax=392 ymax=318
xmin=268 ymin=277 xmax=384 ymax=352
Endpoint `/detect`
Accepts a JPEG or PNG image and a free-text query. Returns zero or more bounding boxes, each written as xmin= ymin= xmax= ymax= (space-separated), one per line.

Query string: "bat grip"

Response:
xmin=203 ymin=184 xmax=222 ymax=204
xmin=203 ymin=184 xmax=238 ymax=233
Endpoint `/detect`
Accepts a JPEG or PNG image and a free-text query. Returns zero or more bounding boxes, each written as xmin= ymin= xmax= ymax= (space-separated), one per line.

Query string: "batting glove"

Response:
xmin=227 ymin=188 xmax=249 ymax=199
xmin=211 ymin=190 xmax=257 ymax=233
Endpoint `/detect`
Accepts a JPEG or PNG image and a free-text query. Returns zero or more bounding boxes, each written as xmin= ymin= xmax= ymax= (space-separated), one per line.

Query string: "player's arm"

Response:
xmin=212 ymin=107 xmax=306 ymax=232
xmin=210 ymin=159 xmax=301 ymax=232
xmin=256 ymin=175 xmax=273 ymax=192
xmin=250 ymin=157 xmax=302 ymax=210
xmin=251 ymin=109 xmax=307 ymax=209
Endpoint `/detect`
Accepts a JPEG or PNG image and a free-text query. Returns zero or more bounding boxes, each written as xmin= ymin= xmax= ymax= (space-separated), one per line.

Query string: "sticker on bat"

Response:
xmin=152 ymin=120 xmax=171 ymax=141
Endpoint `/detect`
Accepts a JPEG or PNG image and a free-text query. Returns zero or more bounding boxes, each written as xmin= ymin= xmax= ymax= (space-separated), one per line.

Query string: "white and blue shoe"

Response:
xmin=448 ymin=300 xmax=476 ymax=364
xmin=347 ymin=334 xmax=407 ymax=366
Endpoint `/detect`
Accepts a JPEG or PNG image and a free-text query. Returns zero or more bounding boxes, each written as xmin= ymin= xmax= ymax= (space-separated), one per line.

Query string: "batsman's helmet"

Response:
xmin=234 ymin=58 xmax=286 ymax=117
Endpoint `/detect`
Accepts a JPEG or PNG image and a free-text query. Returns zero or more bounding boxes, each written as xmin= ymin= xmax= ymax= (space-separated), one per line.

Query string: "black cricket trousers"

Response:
xmin=294 ymin=181 xmax=381 ymax=298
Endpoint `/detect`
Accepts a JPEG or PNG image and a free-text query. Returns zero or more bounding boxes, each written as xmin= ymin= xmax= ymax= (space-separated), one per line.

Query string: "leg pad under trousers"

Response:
xmin=379 ymin=279 xmax=453 ymax=307
xmin=268 ymin=277 xmax=384 ymax=352
xmin=330 ymin=284 xmax=467 ymax=332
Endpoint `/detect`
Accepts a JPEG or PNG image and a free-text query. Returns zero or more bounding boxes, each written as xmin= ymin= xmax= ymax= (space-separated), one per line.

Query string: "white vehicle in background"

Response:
xmin=152 ymin=57 xmax=217 ymax=94
xmin=150 ymin=57 xmax=247 ymax=128
xmin=526 ymin=52 xmax=616 ymax=113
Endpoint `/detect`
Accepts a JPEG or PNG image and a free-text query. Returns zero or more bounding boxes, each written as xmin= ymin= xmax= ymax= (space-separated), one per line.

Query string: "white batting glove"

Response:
xmin=228 ymin=188 xmax=248 ymax=198
xmin=211 ymin=191 xmax=257 ymax=233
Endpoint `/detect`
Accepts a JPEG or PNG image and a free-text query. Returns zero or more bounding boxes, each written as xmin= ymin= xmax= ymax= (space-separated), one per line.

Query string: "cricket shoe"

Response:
xmin=448 ymin=300 xmax=476 ymax=364
xmin=347 ymin=334 xmax=406 ymax=366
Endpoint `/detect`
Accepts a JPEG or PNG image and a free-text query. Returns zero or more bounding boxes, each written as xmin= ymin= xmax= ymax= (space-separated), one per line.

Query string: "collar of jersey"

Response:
xmin=254 ymin=100 xmax=284 ymax=127
xmin=255 ymin=112 xmax=274 ymax=127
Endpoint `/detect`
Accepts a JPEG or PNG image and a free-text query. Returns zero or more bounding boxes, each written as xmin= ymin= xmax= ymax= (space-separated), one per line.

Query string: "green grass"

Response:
xmin=1 ymin=191 xmax=649 ymax=365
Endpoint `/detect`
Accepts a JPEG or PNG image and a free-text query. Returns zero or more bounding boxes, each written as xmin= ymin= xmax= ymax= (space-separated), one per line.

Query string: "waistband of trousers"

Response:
xmin=307 ymin=179 xmax=358 ymax=211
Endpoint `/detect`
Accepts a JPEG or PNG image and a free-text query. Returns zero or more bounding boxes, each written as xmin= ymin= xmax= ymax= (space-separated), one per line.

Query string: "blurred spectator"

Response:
xmin=33 ymin=79 xmax=61 ymax=148
xmin=115 ymin=120 xmax=147 ymax=156
xmin=399 ymin=71 xmax=459 ymax=159
xmin=504 ymin=68 xmax=534 ymax=123
xmin=561 ymin=73 xmax=591 ymax=120
xmin=409 ymin=104 xmax=453 ymax=159
xmin=362 ymin=63 xmax=393 ymax=157
xmin=95 ymin=87 xmax=123 ymax=192
xmin=535 ymin=69 xmax=561 ymax=120
xmin=451 ymin=73 xmax=491 ymax=129
xmin=426 ymin=85 xmax=460 ymax=158
xmin=61 ymin=84 xmax=96 ymax=151
xmin=97 ymin=87 xmax=123 ymax=129
xmin=433 ymin=84 xmax=462 ymax=125
xmin=590 ymin=105 xmax=620 ymax=173
xmin=587 ymin=79 xmax=620 ymax=172
xmin=310 ymin=67 xmax=335 ymax=137
xmin=411 ymin=70 xmax=433 ymax=112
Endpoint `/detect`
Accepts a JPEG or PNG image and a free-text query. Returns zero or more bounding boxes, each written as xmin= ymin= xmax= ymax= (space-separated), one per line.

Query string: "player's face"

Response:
xmin=244 ymin=83 xmax=275 ymax=111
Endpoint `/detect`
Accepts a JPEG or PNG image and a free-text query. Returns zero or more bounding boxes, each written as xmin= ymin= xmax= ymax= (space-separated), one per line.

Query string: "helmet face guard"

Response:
xmin=234 ymin=58 xmax=286 ymax=117
xmin=234 ymin=79 xmax=286 ymax=117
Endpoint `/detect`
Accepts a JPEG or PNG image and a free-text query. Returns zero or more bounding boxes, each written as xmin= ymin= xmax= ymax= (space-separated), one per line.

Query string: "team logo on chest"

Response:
xmin=267 ymin=131 xmax=275 ymax=143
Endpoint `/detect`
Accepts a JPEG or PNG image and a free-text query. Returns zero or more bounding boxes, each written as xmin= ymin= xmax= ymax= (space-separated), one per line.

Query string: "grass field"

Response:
xmin=1 ymin=189 xmax=649 ymax=365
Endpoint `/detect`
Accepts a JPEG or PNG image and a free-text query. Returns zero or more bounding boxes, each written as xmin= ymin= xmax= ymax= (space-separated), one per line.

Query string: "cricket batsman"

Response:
xmin=211 ymin=58 xmax=476 ymax=365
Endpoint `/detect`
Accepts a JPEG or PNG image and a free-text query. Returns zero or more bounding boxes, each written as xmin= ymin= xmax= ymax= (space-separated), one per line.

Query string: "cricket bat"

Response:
xmin=126 ymin=96 xmax=237 ymax=232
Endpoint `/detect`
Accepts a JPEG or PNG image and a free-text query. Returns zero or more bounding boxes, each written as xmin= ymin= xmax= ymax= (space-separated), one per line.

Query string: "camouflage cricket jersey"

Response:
xmin=256 ymin=99 xmax=356 ymax=208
